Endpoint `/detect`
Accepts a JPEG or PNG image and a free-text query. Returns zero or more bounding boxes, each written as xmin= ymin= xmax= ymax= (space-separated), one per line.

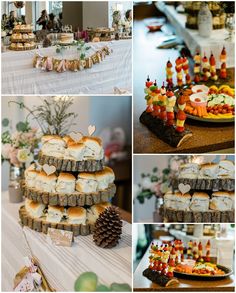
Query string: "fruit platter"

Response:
xmin=174 ymin=261 xmax=232 ymax=280
xmin=175 ymin=84 xmax=235 ymax=123
xmin=143 ymin=239 xmax=232 ymax=287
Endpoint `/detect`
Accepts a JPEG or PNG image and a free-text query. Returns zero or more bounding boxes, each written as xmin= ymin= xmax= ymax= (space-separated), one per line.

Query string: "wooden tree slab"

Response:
xmin=19 ymin=206 xmax=95 ymax=237
xmin=172 ymin=178 xmax=234 ymax=191
xmin=38 ymin=152 xmax=104 ymax=172
xmin=139 ymin=111 xmax=192 ymax=148
xmin=22 ymin=182 xmax=116 ymax=207
xmin=160 ymin=205 xmax=235 ymax=223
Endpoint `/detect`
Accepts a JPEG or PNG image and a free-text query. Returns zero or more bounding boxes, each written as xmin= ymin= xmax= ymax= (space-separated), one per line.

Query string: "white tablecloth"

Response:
xmin=1 ymin=40 xmax=132 ymax=95
xmin=2 ymin=192 xmax=132 ymax=291
xmin=157 ymin=2 xmax=235 ymax=68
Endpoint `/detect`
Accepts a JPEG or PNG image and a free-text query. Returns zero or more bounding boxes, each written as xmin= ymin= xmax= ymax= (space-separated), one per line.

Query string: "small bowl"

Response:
xmin=190 ymin=93 xmax=208 ymax=107
xmin=192 ymin=85 xmax=209 ymax=94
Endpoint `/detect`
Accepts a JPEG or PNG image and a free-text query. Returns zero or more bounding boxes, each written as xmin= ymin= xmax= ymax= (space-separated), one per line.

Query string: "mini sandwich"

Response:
xmin=67 ymin=207 xmax=87 ymax=225
xmin=87 ymin=202 xmax=111 ymax=224
xmin=35 ymin=172 xmax=57 ymax=193
xmin=46 ymin=206 xmax=65 ymax=223
xmin=55 ymin=172 xmax=76 ymax=193
xmin=179 ymin=163 xmax=199 ymax=179
xmin=24 ymin=166 xmax=39 ymax=188
xmin=95 ymin=167 xmax=115 ymax=190
xmin=41 ymin=135 xmax=66 ymax=158
xmin=82 ymin=136 xmax=104 ymax=160
xmin=198 ymin=163 xmax=219 ymax=179
xmin=210 ymin=191 xmax=234 ymax=211
xmin=189 ymin=192 xmax=209 ymax=212
xmin=25 ymin=199 xmax=45 ymax=218
xmin=164 ymin=191 xmax=176 ymax=209
xmin=173 ymin=192 xmax=191 ymax=211
xmin=76 ymin=173 xmax=98 ymax=193
xmin=63 ymin=135 xmax=76 ymax=146
xmin=64 ymin=143 xmax=85 ymax=161
xmin=217 ymin=160 xmax=235 ymax=179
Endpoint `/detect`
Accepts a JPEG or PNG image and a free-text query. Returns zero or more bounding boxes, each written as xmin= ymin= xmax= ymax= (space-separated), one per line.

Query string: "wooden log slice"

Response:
xmin=143 ymin=268 xmax=179 ymax=287
xmin=19 ymin=206 xmax=93 ymax=237
xmin=23 ymin=183 xmax=116 ymax=207
xmin=38 ymin=151 xmax=104 ymax=172
xmin=175 ymin=178 xmax=234 ymax=191
xmin=139 ymin=111 xmax=192 ymax=148
xmin=162 ymin=206 xmax=234 ymax=223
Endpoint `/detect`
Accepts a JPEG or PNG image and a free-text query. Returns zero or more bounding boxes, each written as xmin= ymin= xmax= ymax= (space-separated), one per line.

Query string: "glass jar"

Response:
xmin=8 ymin=165 xmax=24 ymax=203
xmin=198 ymin=2 xmax=213 ymax=37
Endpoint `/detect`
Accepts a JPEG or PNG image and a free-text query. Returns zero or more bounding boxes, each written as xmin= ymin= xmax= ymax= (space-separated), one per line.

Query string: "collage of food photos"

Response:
xmin=0 ymin=1 xmax=235 ymax=293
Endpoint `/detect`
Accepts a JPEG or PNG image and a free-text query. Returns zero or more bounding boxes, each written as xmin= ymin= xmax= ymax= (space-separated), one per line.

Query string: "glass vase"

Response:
xmin=8 ymin=165 xmax=24 ymax=203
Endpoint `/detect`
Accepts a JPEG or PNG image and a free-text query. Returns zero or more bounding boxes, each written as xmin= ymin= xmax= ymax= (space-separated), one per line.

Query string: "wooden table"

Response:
xmin=133 ymin=243 xmax=235 ymax=291
xmin=133 ymin=20 xmax=234 ymax=153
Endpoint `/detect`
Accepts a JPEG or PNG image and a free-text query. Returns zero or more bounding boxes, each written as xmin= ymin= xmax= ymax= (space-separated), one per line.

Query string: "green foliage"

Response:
xmin=9 ymin=98 xmax=78 ymax=135
xmin=2 ymin=118 xmax=9 ymax=127
xmin=1 ymin=131 xmax=11 ymax=144
xmin=96 ymin=284 xmax=110 ymax=291
xmin=16 ymin=121 xmax=30 ymax=132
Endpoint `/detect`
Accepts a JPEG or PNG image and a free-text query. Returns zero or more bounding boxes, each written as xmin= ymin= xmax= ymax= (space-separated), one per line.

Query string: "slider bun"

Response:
xmin=58 ymin=172 xmax=76 ymax=181
xmin=25 ymin=169 xmax=39 ymax=176
xmin=82 ymin=136 xmax=102 ymax=146
xmin=95 ymin=166 xmax=115 ymax=178
xmin=90 ymin=202 xmax=111 ymax=217
xmin=200 ymin=163 xmax=218 ymax=170
xmin=66 ymin=142 xmax=84 ymax=150
xmin=26 ymin=199 xmax=44 ymax=210
xmin=48 ymin=205 xmax=65 ymax=213
xmin=77 ymin=172 xmax=96 ymax=180
xmin=179 ymin=163 xmax=199 ymax=169
xmin=219 ymin=160 xmax=234 ymax=170
xmin=63 ymin=135 xmax=76 ymax=145
xmin=67 ymin=207 xmax=86 ymax=218
xmin=164 ymin=192 xmax=175 ymax=199
xmin=175 ymin=192 xmax=191 ymax=199
xmin=192 ymin=192 xmax=209 ymax=199
xmin=41 ymin=135 xmax=62 ymax=143
xmin=212 ymin=191 xmax=233 ymax=198
xmin=39 ymin=172 xmax=57 ymax=181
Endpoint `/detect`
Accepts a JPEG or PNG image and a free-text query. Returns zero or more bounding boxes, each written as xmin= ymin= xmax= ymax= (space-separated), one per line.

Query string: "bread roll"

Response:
xmin=67 ymin=207 xmax=87 ymax=225
xmin=46 ymin=206 xmax=65 ymax=223
xmin=87 ymin=202 xmax=111 ymax=224
xmin=41 ymin=135 xmax=66 ymax=158
xmin=190 ymin=192 xmax=209 ymax=211
xmin=25 ymin=199 xmax=45 ymax=218
xmin=198 ymin=163 xmax=219 ymax=179
xmin=210 ymin=191 xmax=234 ymax=211
xmin=76 ymin=173 xmax=98 ymax=193
xmin=55 ymin=172 xmax=76 ymax=193
xmin=82 ymin=136 xmax=104 ymax=160
xmin=179 ymin=163 xmax=199 ymax=179
xmin=95 ymin=167 xmax=115 ymax=190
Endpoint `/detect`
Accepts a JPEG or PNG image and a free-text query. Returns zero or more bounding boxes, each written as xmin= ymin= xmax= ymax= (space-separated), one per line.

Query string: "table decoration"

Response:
xmin=33 ymin=43 xmax=112 ymax=73
xmin=1 ymin=118 xmax=41 ymax=203
xmin=9 ymin=22 xmax=36 ymax=51
xmin=74 ymin=272 xmax=132 ymax=292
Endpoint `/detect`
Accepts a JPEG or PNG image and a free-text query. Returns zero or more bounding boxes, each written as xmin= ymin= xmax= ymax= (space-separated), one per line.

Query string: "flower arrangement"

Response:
xmin=134 ymin=156 xmax=192 ymax=204
xmin=1 ymin=119 xmax=41 ymax=168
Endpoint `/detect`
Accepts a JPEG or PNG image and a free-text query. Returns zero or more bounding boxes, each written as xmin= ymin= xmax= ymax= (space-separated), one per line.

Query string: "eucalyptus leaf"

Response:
xmin=110 ymin=283 xmax=132 ymax=292
xmin=2 ymin=118 xmax=9 ymax=127
xmin=16 ymin=121 xmax=27 ymax=132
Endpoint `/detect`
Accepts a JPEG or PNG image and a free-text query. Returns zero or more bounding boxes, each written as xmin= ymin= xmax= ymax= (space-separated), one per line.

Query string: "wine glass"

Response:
xmin=225 ymin=13 xmax=235 ymax=41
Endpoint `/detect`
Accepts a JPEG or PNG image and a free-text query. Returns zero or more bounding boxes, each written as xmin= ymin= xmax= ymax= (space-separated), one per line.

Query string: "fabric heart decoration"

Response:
xmin=178 ymin=183 xmax=191 ymax=195
xmin=69 ymin=132 xmax=83 ymax=143
xmin=88 ymin=125 xmax=96 ymax=136
xmin=43 ymin=164 xmax=56 ymax=176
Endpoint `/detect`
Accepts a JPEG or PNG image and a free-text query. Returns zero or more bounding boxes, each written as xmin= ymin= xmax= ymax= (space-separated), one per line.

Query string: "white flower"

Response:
xmin=1 ymin=144 xmax=14 ymax=159
xmin=133 ymin=184 xmax=141 ymax=199
xmin=17 ymin=149 xmax=32 ymax=163
xmin=141 ymin=177 xmax=157 ymax=192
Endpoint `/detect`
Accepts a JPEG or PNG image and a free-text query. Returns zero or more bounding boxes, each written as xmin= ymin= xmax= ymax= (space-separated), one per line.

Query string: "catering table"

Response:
xmin=133 ymin=20 xmax=234 ymax=154
xmin=133 ymin=242 xmax=235 ymax=292
xmin=1 ymin=40 xmax=132 ymax=95
xmin=156 ymin=2 xmax=235 ymax=68
xmin=2 ymin=192 xmax=132 ymax=291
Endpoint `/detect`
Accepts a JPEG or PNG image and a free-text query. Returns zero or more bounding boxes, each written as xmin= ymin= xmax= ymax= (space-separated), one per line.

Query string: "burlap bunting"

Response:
xmin=33 ymin=46 xmax=112 ymax=73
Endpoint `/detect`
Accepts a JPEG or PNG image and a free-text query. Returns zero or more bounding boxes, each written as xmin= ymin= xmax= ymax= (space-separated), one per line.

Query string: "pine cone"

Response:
xmin=93 ymin=206 xmax=122 ymax=248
